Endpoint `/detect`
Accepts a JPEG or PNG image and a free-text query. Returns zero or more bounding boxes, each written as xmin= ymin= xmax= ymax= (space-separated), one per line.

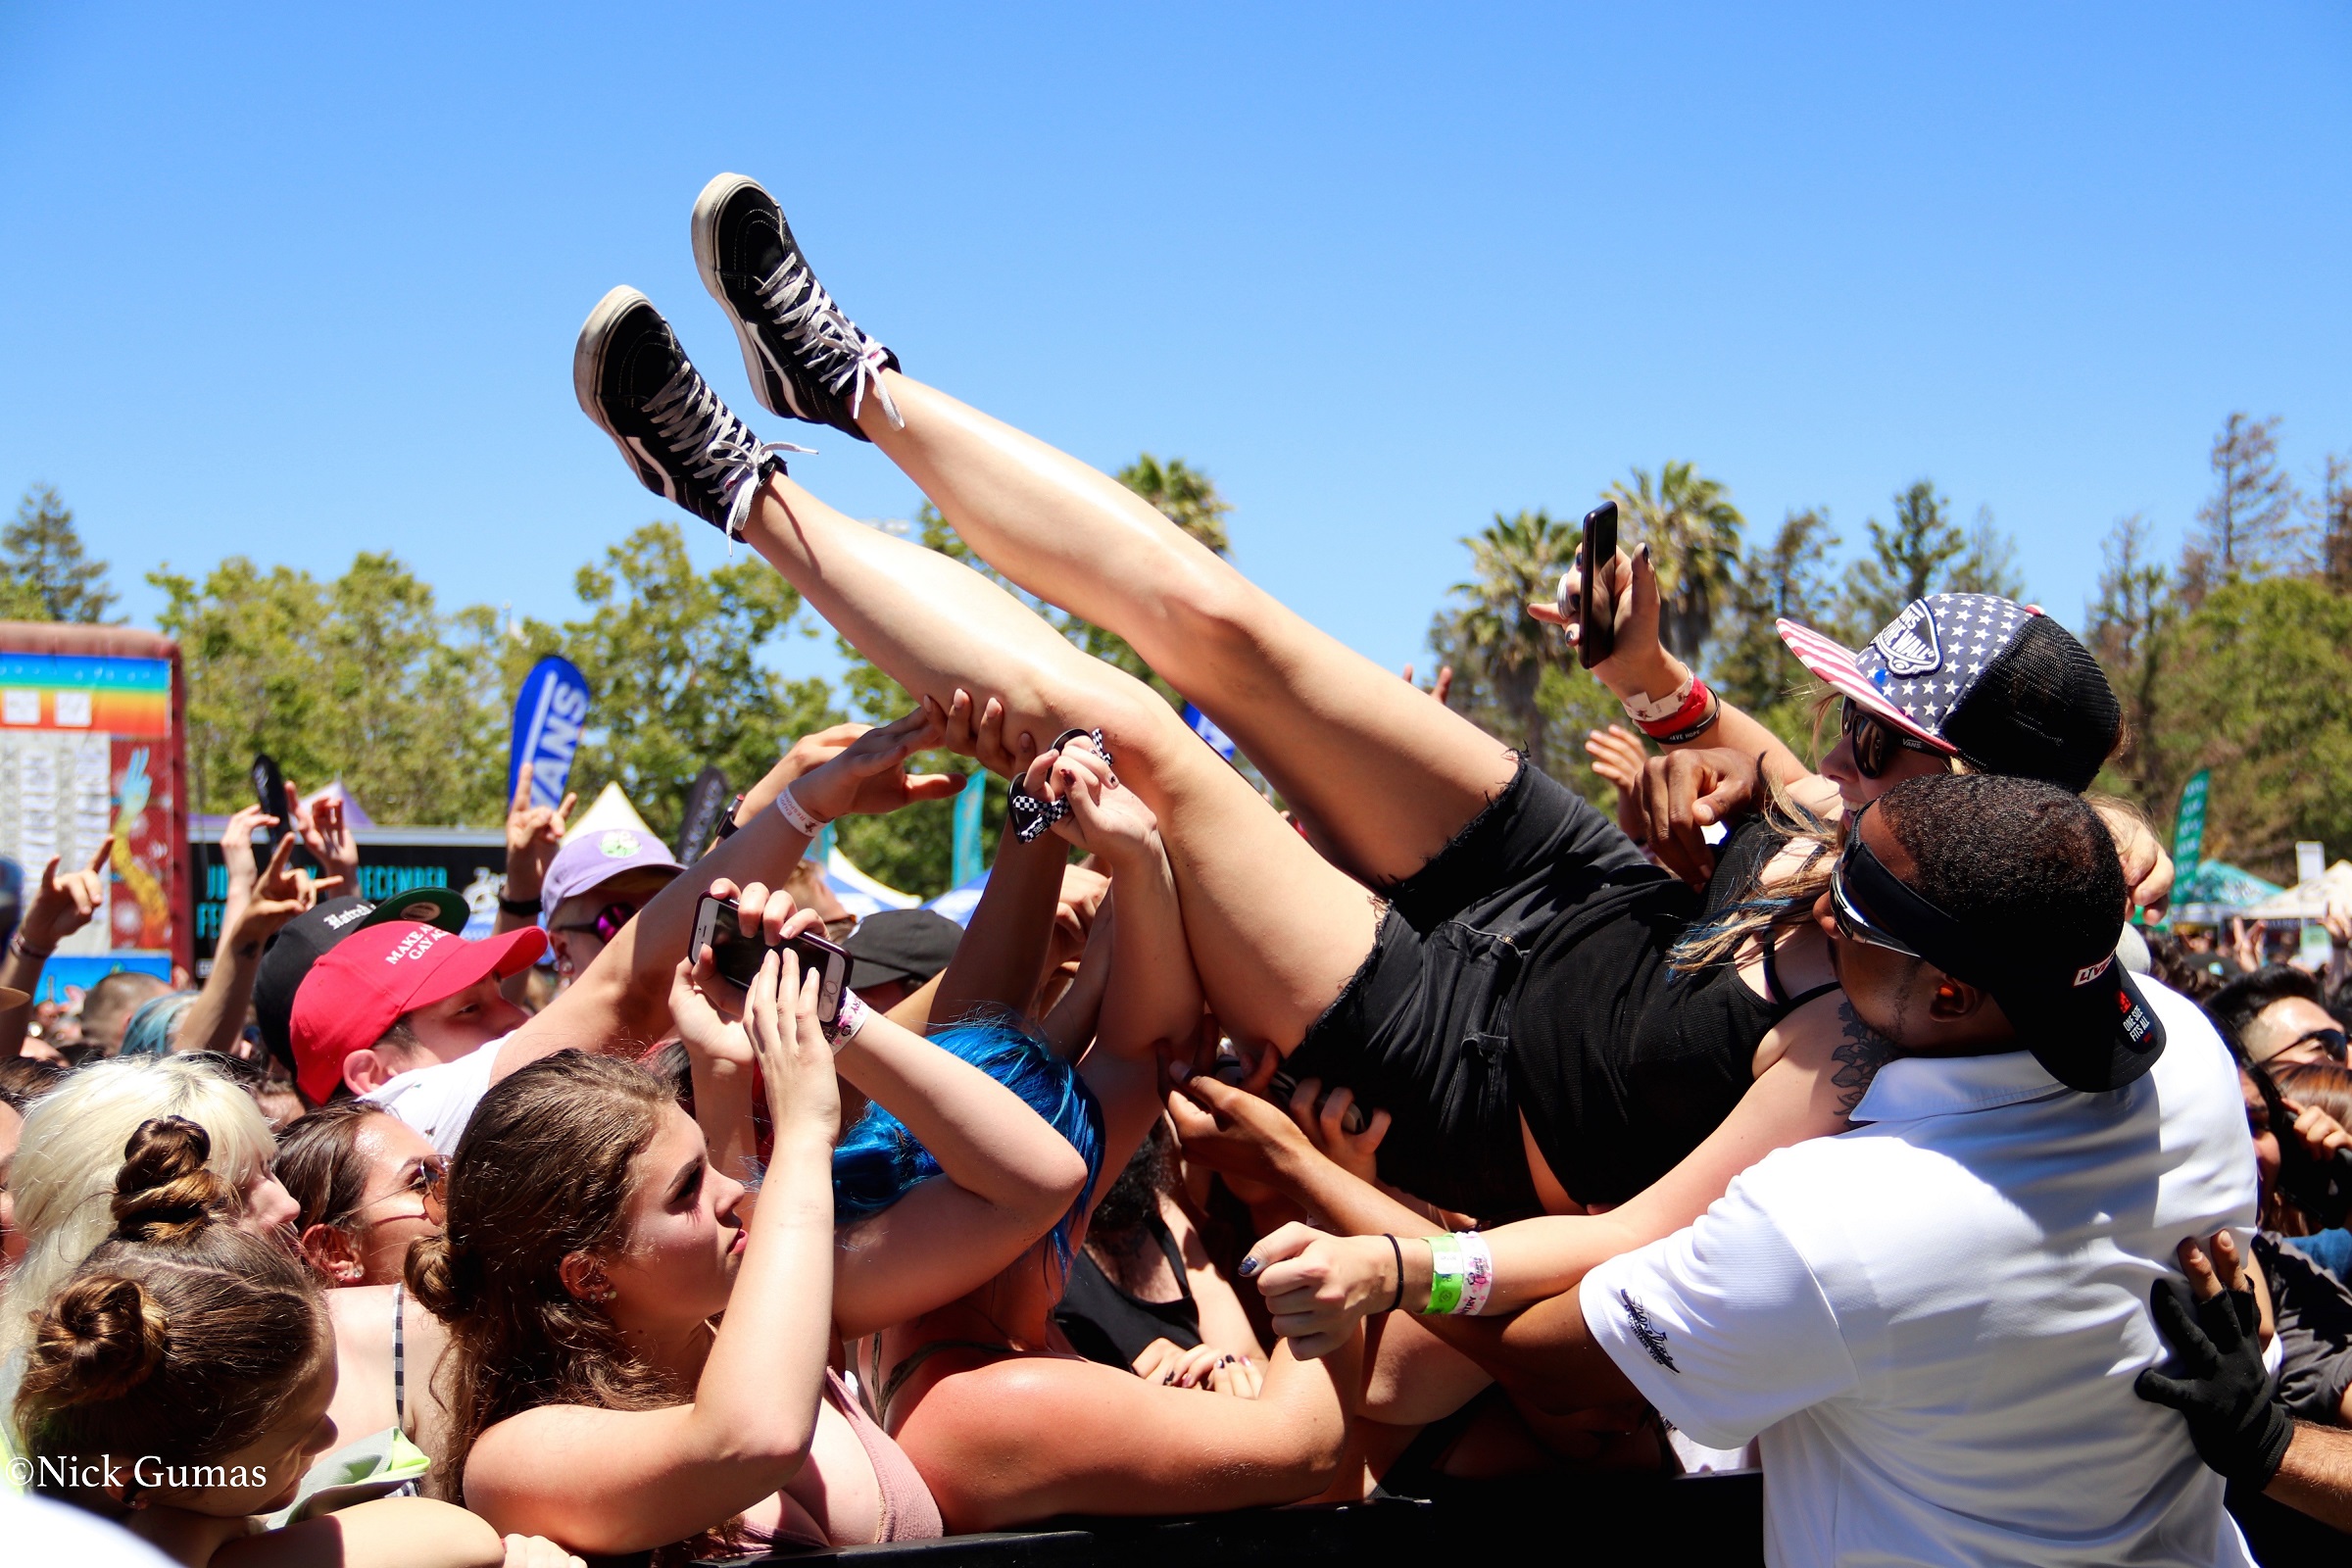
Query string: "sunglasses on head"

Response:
xmin=555 ymin=901 xmax=642 ymax=944
xmin=1829 ymin=813 xmax=1922 ymax=959
xmin=1840 ymin=697 xmax=1945 ymax=781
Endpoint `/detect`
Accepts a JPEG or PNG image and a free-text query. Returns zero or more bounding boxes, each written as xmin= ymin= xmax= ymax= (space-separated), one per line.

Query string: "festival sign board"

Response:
xmin=0 ymin=624 xmax=188 ymax=996
xmin=2171 ymin=769 xmax=2210 ymax=876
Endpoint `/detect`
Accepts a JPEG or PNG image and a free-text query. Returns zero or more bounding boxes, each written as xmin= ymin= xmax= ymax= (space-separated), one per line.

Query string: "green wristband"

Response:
xmin=1424 ymin=1235 xmax=1465 ymax=1315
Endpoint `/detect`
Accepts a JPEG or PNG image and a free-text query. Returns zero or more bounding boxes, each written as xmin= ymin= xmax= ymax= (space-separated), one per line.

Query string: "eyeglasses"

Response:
xmin=1829 ymin=825 xmax=1921 ymax=958
xmin=554 ymin=901 xmax=642 ymax=944
xmin=1840 ymin=697 xmax=1943 ymax=781
xmin=359 ymin=1156 xmax=446 ymax=1229
xmin=2285 ymin=1028 xmax=2351 ymax=1063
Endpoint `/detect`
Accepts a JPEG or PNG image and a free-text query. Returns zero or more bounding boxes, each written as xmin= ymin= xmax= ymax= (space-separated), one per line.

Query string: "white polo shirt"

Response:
xmin=1582 ymin=979 xmax=2259 ymax=1567
xmin=361 ymin=1034 xmax=510 ymax=1157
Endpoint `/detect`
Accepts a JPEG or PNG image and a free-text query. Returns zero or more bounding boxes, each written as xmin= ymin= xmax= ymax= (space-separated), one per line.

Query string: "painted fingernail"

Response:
xmin=1238 ymin=1255 xmax=1261 ymax=1278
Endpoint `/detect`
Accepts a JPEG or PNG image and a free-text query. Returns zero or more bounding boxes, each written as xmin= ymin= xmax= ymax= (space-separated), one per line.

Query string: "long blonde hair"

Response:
xmin=2 ymin=1055 xmax=278 ymax=1364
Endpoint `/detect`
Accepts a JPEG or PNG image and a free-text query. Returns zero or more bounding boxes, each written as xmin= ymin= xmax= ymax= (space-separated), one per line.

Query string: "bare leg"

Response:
xmin=858 ymin=373 xmax=1518 ymax=886
xmin=734 ymin=472 xmax=1378 ymax=1051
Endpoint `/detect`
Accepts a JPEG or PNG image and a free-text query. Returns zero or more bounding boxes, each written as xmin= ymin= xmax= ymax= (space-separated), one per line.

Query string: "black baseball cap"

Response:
xmin=253 ymin=892 xmax=471 ymax=1074
xmin=843 ymin=908 xmax=964 ymax=993
xmin=1836 ymin=821 xmax=2164 ymax=1091
xmin=1779 ymin=594 xmax=2122 ymax=793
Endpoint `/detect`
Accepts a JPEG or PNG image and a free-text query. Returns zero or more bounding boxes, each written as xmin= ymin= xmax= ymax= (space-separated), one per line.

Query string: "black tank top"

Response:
xmin=1509 ymin=818 xmax=1831 ymax=1208
xmin=1050 ymin=1215 xmax=1201 ymax=1370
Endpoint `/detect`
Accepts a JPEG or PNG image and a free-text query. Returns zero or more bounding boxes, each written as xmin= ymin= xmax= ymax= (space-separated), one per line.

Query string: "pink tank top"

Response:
xmin=765 ymin=1370 xmax=943 ymax=1547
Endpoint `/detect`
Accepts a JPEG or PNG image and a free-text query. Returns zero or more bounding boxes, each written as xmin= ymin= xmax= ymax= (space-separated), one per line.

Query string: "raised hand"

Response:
xmin=1164 ymin=1060 xmax=1314 ymax=1191
xmin=2135 ymin=1231 xmax=2292 ymax=1487
xmin=21 ymin=838 xmax=115 ymax=952
xmin=668 ymin=955 xmax=755 ymax=1068
xmin=503 ymin=762 xmax=575 ymax=906
xmin=745 ymin=947 xmax=842 ymax=1145
xmin=232 ymin=831 xmax=338 ymax=946
xmin=938 ymin=687 xmax=1040 ymax=782
xmin=293 ymin=789 xmax=362 ymax=888
xmin=787 ymin=705 xmax=959 ymax=823
xmin=1585 ymin=724 xmax=1651 ymax=847
xmin=1026 ymin=735 xmax=1160 ymax=868
xmin=1530 ymin=542 xmax=1666 ymax=692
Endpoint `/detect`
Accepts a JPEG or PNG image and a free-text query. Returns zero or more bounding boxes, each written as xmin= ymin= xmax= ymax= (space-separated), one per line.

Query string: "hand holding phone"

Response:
xmin=250 ymin=754 xmax=292 ymax=854
xmin=690 ymin=893 xmax=850 ymax=1030
xmin=1577 ymin=501 xmax=1619 ymax=669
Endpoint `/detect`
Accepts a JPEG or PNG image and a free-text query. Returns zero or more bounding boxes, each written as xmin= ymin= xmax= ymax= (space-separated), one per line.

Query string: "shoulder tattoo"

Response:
xmin=1831 ymin=1002 xmax=1895 ymax=1125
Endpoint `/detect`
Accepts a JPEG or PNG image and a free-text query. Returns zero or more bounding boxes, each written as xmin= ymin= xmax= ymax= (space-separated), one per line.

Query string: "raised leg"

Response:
xmin=858 ymin=374 xmax=1519 ymax=887
xmin=735 ymin=472 xmax=1380 ymax=1051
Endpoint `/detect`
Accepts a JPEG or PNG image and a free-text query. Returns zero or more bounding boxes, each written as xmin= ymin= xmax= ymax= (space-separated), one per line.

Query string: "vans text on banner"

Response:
xmin=507 ymin=656 xmax=591 ymax=813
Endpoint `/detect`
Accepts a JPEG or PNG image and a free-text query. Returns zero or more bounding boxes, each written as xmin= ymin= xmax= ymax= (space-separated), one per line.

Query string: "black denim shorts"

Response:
xmin=1282 ymin=763 xmax=1656 ymax=1220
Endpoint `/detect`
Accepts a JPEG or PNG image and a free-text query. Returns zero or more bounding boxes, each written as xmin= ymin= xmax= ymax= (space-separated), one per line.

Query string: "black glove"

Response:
xmin=2134 ymin=1274 xmax=2293 ymax=1488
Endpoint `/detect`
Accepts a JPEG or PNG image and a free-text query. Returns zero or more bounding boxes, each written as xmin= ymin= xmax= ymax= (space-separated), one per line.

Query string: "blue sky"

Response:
xmin=2 ymin=4 xmax=2346 ymax=686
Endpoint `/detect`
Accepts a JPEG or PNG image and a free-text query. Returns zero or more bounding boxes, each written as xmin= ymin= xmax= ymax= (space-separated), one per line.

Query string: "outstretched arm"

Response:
xmin=495 ymin=708 xmax=956 ymax=1077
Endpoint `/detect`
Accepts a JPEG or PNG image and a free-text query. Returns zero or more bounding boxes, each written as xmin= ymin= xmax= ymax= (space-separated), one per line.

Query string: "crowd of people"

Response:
xmin=1 ymin=172 xmax=2345 ymax=1567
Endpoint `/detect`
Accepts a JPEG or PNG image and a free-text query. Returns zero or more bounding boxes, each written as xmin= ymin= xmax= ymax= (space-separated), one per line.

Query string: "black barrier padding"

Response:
xmin=697 ymin=1473 xmax=1765 ymax=1567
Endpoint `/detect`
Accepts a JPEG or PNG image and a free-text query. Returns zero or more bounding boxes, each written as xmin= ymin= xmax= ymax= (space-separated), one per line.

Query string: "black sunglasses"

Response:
xmin=554 ymin=901 xmax=642 ymax=944
xmin=2285 ymin=1027 xmax=2351 ymax=1064
xmin=1840 ymin=697 xmax=1944 ymax=781
xmin=1829 ymin=810 xmax=1922 ymax=958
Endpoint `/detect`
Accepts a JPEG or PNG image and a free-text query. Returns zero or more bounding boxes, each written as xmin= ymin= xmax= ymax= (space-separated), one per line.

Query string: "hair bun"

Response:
xmin=111 ymin=1116 xmax=234 ymax=1243
xmin=23 ymin=1275 xmax=169 ymax=1407
xmin=404 ymin=1232 xmax=466 ymax=1319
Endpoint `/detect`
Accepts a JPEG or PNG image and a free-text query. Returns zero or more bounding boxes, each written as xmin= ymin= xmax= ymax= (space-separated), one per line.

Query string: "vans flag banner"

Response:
xmin=951 ymin=770 xmax=987 ymax=888
xmin=508 ymin=657 xmax=591 ymax=813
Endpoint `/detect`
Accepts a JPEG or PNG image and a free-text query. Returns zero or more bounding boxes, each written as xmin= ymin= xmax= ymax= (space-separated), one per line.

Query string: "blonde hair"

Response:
xmin=1 ymin=1055 xmax=278 ymax=1364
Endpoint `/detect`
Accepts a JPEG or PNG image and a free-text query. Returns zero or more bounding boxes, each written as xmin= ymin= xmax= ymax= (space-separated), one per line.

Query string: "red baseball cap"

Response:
xmin=290 ymin=920 xmax=547 ymax=1102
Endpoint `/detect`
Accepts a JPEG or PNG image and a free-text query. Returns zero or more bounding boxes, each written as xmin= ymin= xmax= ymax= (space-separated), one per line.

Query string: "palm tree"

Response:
xmin=1607 ymin=462 xmax=1743 ymax=661
xmin=1439 ymin=508 xmax=1579 ymax=773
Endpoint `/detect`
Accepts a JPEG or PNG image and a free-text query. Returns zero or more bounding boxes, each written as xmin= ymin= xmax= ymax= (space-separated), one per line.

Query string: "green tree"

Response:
xmin=534 ymin=521 xmax=842 ymax=843
xmin=1838 ymin=480 xmax=2023 ymax=632
xmin=152 ymin=554 xmax=507 ymax=823
xmin=2141 ymin=575 xmax=2352 ymax=880
xmin=1118 ymin=454 xmax=1232 ymax=557
xmin=2082 ymin=514 xmax=2176 ymax=806
xmin=3 ymin=486 xmax=120 ymax=624
xmin=1606 ymin=462 xmax=1743 ymax=661
xmin=1429 ymin=509 xmax=1579 ymax=776
xmin=1710 ymin=507 xmax=1840 ymax=750
xmin=2318 ymin=454 xmax=2352 ymax=594
xmin=1947 ymin=510 xmax=2027 ymax=599
xmin=2182 ymin=413 xmax=2303 ymax=596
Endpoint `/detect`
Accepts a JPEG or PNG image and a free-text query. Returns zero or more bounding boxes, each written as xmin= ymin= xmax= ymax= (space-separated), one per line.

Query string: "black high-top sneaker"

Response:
xmin=692 ymin=172 xmax=902 ymax=439
xmin=573 ymin=286 xmax=808 ymax=540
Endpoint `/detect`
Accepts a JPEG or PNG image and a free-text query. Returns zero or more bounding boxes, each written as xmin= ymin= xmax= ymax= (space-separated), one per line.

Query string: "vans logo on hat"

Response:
xmin=384 ymin=927 xmax=448 ymax=965
xmin=599 ymin=831 xmax=641 ymax=858
xmin=1874 ymin=599 xmax=1943 ymax=677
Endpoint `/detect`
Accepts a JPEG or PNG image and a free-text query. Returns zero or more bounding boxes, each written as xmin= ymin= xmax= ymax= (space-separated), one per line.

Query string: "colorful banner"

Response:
xmin=0 ymin=653 xmax=172 ymax=738
xmin=507 ymin=656 xmax=591 ymax=812
xmin=1182 ymin=701 xmax=1237 ymax=760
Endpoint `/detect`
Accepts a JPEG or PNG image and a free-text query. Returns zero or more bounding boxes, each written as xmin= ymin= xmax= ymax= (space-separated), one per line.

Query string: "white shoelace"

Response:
xmin=644 ymin=360 xmax=810 ymax=542
xmin=752 ymin=253 xmax=905 ymax=430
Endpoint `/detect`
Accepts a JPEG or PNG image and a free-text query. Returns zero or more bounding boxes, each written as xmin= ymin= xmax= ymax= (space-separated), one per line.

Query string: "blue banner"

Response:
xmin=508 ymin=656 xmax=592 ymax=810
xmin=1181 ymin=702 xmax=1237 ymax=760
xmin=951 ymin=770 xmax=988 ymax=887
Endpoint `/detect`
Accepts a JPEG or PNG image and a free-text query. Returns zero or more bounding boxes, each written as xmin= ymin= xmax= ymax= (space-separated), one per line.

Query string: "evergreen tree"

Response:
xmin=1842 ymin=481 xmax=1963 ymax=632
xmin=3 ymin=486 xmax=120 ymax=624
xmin=2182 ymin=413 xmax=2303 ymax=596
xmin=2319 ymin=454 xmax=2352 ymax=594
xmin=1711 ymin=507 xmax=1840 ymax=734
xmin=2082 ymin=514 xmax=2175 ymax=805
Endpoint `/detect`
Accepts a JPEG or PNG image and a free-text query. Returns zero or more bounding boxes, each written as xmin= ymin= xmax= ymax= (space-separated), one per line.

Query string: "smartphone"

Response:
xmin=689 ymin=894 xmax=850 ymax=1029
xmin=250 ymin=754 xmax=292 ymax=853
xmin=1266 ymin=1067 xmax=1368 ymax=1137
xmin=1577 ymin=501 xmax=1618 ymax=669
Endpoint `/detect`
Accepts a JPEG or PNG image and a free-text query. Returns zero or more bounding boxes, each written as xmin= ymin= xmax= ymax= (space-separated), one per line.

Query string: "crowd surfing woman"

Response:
xmin=570 ymin=172 xmax=2152 ymax=1250
xmin=411 ymin=880 xmax=1097 ymax=1559
xmin=859 ymin=732 xmax=1353 ymax=1530
xmin=10 ymin=1115 xmax=578 ymax=1568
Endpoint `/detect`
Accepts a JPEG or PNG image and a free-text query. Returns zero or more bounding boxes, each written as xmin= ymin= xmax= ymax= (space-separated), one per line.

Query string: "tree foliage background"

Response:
xmin=11 ymin=408 xmax=2351 ymax=895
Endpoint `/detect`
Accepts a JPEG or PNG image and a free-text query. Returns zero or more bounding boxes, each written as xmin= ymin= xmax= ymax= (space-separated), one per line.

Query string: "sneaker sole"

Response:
xmin=574 ymin=284 xmax=662 ymax=485
xmin=691 ymin=172 xmax=795 ymax=420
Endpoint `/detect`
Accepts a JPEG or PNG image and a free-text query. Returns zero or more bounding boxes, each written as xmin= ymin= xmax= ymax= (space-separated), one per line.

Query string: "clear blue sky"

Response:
xmin=3 ymin=4 xmax=2346 ymax=685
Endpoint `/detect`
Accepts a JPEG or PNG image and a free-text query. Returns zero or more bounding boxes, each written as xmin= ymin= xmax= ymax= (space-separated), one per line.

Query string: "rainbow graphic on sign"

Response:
xmin=0 ymin=654 xmax=171 ymax=737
